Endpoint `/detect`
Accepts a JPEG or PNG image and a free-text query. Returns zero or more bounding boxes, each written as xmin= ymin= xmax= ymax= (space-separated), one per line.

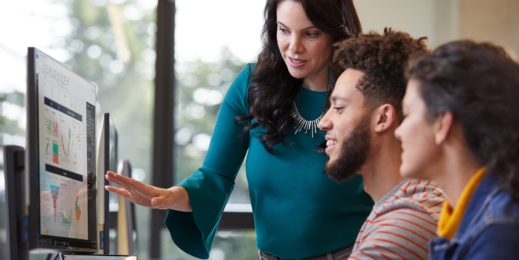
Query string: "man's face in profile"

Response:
xmin=319 ymin=69 xmax=372 ymax=182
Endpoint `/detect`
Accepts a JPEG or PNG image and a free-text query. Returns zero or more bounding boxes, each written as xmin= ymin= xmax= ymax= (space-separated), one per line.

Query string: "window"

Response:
xmin=170 ymin=0 xmax=264 ymax=259
xmin=0 ymin=0 xmax=155 ymax=257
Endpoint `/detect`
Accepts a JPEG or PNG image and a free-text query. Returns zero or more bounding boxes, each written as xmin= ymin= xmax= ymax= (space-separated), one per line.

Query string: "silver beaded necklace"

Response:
xmin=290 ymin=68 xmax=335 ymax=138
xmin=291 ymin=104 xmax=323 ymax=138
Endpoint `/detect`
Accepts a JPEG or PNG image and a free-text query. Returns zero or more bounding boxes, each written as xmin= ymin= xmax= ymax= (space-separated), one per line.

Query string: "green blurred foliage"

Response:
xmin=0 ymin=91 xmax=25 ymax=136
xmin=0 ymin=0 xmax=256 ymax=259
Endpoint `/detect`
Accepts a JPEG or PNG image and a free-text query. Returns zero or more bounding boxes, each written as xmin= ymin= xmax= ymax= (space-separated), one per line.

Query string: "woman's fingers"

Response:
xmin=105 ymin=171 xmax=131 ymax=187
xmin=105 ymin=185 xmax=153 ymax=207
xmin=105 ymin=171 xmax=152 ymax=198
xmin=105 ymin=171 xmax=173 ymax=209
xmin=106 ymin=171 xmax=159 ymax=198
xmin=105 ymin=172 xmax=134 ymax=192
xmin=105 ymin=185 xmax=131 ymax=198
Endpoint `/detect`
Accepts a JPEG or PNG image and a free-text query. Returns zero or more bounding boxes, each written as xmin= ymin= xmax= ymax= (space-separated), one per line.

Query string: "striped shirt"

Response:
xmin=349 ymin=178 xmax=446 ymax=260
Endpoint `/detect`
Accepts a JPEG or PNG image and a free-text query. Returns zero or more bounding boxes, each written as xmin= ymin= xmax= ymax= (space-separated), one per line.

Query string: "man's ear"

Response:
xmin=434 ymin=111 xmax=454 ymax=145
xmin=373 ymin=104 xmax=397 ymax=133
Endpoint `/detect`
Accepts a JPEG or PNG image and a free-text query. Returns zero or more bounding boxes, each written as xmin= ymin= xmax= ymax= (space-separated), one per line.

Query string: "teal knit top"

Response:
xmin=165 ymin=64 xmax=373 ymax=259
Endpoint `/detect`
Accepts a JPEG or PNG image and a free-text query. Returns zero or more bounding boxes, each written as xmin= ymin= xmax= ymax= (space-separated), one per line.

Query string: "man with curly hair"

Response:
xmin=319 ymin=28 xmax=446 ymax=259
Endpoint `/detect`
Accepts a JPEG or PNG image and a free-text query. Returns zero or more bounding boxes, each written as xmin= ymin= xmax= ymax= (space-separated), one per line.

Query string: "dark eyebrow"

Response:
xmin=276 ymin=21 xmax=318 ymax=31
xmin=276 ymin=21 xmax=287 ymax=27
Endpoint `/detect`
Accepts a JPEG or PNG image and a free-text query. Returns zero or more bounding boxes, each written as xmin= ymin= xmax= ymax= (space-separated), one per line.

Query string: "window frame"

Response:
xmin=150 ymin=1 xmax=254 ymax=258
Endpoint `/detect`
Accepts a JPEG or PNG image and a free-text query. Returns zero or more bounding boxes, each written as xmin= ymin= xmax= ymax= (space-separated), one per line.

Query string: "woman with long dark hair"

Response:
xmin=396 ymin=40 xmax=519 ymax=259
xmin=106 ymin=0 xmax=373 ymax=258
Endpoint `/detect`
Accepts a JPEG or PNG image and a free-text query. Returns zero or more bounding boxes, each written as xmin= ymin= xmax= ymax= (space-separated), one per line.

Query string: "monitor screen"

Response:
xmin=26 ymin=47 xmax=97 ymax=252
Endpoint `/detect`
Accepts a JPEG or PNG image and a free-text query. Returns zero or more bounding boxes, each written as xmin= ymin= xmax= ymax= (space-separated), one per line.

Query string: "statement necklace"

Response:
xmin=291 ymin=103 xmax=323 ymax=138
xmin=291 ymin=68 xmax=334 ymax=138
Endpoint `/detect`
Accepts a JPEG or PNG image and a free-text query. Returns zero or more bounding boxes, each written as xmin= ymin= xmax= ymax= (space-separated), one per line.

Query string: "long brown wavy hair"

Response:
xmin=237 ymin=0 xmax=361 ymax=151
xmin=407 ymin=40 xmax=519 ymax=199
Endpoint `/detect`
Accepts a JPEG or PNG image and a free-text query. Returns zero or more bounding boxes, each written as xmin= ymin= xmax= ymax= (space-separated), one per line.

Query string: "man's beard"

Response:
xmin=326 ymin=119 xmax=371 ymax=182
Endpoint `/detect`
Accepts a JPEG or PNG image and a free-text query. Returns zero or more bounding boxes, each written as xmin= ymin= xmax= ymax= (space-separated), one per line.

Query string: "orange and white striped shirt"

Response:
xmin=349 ymin=178 xmax=446 ymax=260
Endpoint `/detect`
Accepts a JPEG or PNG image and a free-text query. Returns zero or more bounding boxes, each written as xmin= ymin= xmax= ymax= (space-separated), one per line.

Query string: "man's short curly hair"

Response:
xmin=333 ymin=28 xmax=427 ymax=121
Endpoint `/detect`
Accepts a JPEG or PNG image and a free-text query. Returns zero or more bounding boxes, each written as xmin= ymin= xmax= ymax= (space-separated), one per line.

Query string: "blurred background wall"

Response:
xmin=356 ymin=0 xmax=518 ymax=57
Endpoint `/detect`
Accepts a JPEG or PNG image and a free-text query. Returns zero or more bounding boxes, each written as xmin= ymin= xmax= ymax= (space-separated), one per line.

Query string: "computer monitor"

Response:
xmin=26 ymin=47 xmax=98 ymax=252
xmin=3 ymin=145 xmax=28 ymax=260
xmin=96 ymin=113 xmax=119 ymax=254
xmin=114 ymin=160 xmax=137 ymax=256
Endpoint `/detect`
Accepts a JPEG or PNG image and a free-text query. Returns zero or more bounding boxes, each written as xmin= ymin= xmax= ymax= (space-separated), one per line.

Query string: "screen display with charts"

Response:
xmin=26 ymin=47 xmax=97 ymax=252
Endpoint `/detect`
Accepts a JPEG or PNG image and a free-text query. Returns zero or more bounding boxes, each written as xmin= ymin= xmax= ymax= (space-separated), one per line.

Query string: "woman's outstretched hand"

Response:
xmin=105 ymin=171 xmax=190 ymax=211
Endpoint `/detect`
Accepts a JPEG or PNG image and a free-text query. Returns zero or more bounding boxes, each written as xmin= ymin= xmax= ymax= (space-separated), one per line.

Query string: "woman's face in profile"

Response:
xmin=275 ymin=0 xmax=333 ymax=83
xmin=395 ymin=79 xmax=441 ymax=180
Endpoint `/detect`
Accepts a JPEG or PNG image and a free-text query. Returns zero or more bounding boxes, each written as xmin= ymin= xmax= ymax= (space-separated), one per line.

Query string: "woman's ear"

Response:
xmin=434 ymin=111 xmax=454 ymax=145
xmin=373 ymin=104 xmax=397 ymax=133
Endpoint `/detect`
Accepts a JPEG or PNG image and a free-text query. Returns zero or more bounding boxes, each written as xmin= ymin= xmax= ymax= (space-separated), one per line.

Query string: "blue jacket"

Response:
xmin=430 ymin=174 xmax=519 ymax=259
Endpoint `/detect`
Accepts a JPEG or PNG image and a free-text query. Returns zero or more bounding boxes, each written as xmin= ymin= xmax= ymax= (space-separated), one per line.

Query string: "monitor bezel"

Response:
xmin=26 ymin=47 xmax=98 ymax=253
